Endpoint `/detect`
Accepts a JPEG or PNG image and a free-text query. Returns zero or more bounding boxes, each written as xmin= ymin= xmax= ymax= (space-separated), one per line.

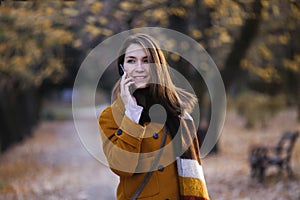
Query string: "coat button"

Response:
xmin=117 ymin=129 xmax=122 ymax=135
xmin=153 ymin=133 xmax=159 ymax=139
xmin=158 ymin=165 xmax=164 ymax=172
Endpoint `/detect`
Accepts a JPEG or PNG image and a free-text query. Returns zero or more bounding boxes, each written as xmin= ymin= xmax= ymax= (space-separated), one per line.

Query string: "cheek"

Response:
xmin=123 ymin=64 xmax=134 ymax=73
xmin=147 ymin=66 xmax=154 ymax=79
xmin=145 ymin=65 xmax=151 ymax=74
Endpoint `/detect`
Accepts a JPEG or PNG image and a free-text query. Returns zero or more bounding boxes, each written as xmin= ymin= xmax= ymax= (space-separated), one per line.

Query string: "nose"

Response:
xmin=135 ymin=60 xmax=144 ymax=71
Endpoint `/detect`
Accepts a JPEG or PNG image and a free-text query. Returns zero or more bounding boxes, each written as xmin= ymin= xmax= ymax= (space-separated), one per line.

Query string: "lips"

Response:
xmin=133 ymin=76 xmax=147 ymax=80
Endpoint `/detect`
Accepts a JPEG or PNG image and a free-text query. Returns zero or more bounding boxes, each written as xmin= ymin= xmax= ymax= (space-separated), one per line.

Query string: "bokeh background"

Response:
xmin=0 ymin=0 xmax=300 ymax=199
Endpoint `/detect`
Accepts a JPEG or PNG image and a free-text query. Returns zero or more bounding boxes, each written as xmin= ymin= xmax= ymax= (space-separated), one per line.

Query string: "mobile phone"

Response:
xmin=119 ymin=64 xmax=125 ymax=76
xmin=119 ymin=64 xmax=136 ymax=94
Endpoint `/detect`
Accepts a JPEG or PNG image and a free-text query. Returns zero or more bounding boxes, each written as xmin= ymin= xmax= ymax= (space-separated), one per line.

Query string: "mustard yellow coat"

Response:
xmin=99 ymin=96 xmax=180 ymax=199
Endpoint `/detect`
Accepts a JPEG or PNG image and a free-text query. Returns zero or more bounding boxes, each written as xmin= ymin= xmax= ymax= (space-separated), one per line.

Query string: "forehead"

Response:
xmin=125 ymin=43 xmax=147 ymax=57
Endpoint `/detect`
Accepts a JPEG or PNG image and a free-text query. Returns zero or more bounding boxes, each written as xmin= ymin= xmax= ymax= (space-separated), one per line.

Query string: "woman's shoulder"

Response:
xmin=98 ymin=96 xmax=125 ymax=123
xmin=98 ymin=105 xmax=113 ymax=121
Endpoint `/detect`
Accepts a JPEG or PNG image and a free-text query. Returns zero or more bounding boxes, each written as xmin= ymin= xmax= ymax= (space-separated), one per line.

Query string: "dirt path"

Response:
xmin=204 ymin=109 xmax=300 ymax=200
xmin=0 ymin=120 xmax=118 ymax=200
xmin=1 ymin=109 xmax=300 ymax=199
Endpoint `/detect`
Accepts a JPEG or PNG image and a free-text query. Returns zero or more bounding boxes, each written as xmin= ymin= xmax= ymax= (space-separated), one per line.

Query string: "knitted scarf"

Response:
xmin=134 ymin=88 xmax=210 ymax=200
xmin=177 ymin=116 xmax=210 ymax=200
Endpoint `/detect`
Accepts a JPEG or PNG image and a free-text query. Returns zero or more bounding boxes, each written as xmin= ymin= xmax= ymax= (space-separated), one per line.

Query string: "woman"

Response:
xmin=99 ymin=33 xmax=210 ymax=200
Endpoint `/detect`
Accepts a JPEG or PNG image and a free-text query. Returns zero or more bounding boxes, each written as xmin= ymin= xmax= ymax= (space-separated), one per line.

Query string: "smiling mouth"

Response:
xmin=133 ymin=76 xmax=147 ymax=80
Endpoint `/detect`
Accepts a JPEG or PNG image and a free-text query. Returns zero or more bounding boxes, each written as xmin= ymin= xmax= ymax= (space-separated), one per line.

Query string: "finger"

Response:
xmin=124 ymin=79 xmax=135 ymax=93
xmin=120 ymin=72 xmax=126 ymax=84
xmin=121 ymin=77 xmax=134 ymax=94
xmin=120 ymin=72 xmax=128 ymax=91
xmin=122 ymin=77 xmax=134 ymax=87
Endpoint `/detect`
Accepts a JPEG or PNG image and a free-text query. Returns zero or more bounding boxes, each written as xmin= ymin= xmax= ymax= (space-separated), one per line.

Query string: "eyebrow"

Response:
xmin=125 ymin=56 xmax=148 ymax=59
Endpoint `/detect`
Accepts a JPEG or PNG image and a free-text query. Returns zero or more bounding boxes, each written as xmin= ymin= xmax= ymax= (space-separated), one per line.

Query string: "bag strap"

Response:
xmin=131 ymin=126 xmax=168 ymax=200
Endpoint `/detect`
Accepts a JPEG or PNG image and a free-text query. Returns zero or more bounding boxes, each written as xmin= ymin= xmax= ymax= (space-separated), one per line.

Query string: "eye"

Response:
xmin=126 ymin=59 xmax=135 ymax=64
xmin=143 ymin=58 xmax=149 ymax=63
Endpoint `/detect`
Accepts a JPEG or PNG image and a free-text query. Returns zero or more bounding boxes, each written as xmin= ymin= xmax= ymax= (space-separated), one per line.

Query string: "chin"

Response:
xmin=135 ymin=83 xmax=148 ymax=89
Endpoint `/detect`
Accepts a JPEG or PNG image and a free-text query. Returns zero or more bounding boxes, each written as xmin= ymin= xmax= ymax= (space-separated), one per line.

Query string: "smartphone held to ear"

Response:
xmin=119 ymin=64 xmax=136 ymax=94
xmin=119 ymin=64 xmax=125 ymax=76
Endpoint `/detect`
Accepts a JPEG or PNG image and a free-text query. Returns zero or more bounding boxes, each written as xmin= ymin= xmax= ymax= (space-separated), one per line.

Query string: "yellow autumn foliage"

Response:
xmin=191 ymin=29 xmax=202 ymax=39
xmin=219 ymin=30 xmax=232 ymax=43
xmin=168 ymin=7 xmax=187 ymax=17
xmin=242 ymin=59 xmax=281 ymax=83
xmin=0 ymin=0 xmax=299 ymax=90
xmin=182 ymin=0 xmax=194 ymax=7
xmin=278 ymin=34 xmax=290 ymax=45
xmin=153 ymin=8 xmax=167 ymax=20
xmin=0 ymin=1 xmax=74 ymax=87
xmin=98 ymin=16 xmax=108 ymax=25
xmin=258 ymin=44 xmax=273 ymax=60
xmin=90 ymin=2 xmax=103 ymax=14
xmin=170 ymin=53 xmax=181 ymax=62
xmin=204 ymin=0 xmax=217 ymax=7
xmin=45 ymin=7 xmax=55 ymax=16
xmin=84 ymin=25 xmax=101 ymax=37
xmin=283 ymin=56 xmax=300 ymax=72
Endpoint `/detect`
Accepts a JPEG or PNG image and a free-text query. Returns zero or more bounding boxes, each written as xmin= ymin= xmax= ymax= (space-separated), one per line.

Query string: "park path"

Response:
xmin=0 ymin=119 xmax=119 ymax=200
xmin=1 ymin=108 xmax=300 ymax=199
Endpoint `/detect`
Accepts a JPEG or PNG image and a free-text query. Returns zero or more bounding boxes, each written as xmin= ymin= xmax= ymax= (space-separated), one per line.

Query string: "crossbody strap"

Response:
xmin=131 ymin=126 xmax=168 ymax=200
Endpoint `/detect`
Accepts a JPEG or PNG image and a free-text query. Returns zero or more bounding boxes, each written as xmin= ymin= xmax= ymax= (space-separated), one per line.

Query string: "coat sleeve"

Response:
xmin=98 ymin=97 xmax=146 ymax=177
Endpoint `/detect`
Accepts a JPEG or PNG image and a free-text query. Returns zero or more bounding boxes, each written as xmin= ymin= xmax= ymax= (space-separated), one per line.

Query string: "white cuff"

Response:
xmin=125 ymin=104 xmax=143 ymax=123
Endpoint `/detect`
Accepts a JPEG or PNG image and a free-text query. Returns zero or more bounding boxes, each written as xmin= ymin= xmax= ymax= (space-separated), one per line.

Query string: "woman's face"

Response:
xmin=123 ymin=43 xmax=151 ymax=89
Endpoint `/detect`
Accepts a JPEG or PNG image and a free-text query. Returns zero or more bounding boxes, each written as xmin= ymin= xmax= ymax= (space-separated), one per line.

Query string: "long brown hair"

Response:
xmin=112 ymin=33 xmax=197 ymax=116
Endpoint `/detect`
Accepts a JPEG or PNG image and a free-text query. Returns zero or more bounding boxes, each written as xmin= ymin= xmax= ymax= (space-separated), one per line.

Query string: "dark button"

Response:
xmin=153 ymin=133 xmax=159 ymax=139
xmin=158 ymin=165 xmax=164 ymax=172
xmin=117 ymin=129 xmax=122 ymax=135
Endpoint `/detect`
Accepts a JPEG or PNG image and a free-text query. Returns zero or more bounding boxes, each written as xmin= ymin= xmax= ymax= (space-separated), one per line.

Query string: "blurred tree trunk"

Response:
xmin=289 ymin=14 xmax=300 ymax=122
xmin=296 ymin=72 xmax=300 ymax=122
xmin=192 ymin=1 xmax=217 ymax=153
xmin=0 ymin=78 xmax=40 ymax=153
xmin=295 ymin=28 xmax=300 ymax=122
xmin=166 ymin=0 xmax=218 ymax=152
xmin=222 ymin=0 xmax=263 ymax=90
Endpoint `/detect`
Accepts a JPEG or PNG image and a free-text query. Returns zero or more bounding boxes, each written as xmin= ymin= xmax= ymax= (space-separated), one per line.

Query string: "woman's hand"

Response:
xmin=120 ymin=72 xmax=137 ymax=106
